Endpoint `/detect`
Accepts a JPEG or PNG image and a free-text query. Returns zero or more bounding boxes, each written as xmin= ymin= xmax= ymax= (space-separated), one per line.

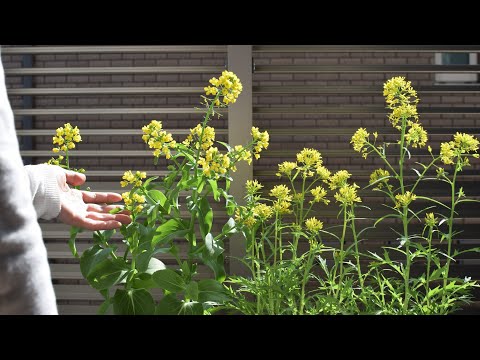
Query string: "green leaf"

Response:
xmin=153 ymin=219 xmax=189 ymax=246
xmin=221 ymin=217 xmax=237 ymax=235
xmin=112 ymin=289 xmax=156 ymax=315
xmin=198 ymin=279 xmax=230 ymax=303
xmin=185 ymin=281 xmax=199 ymax=301
xmin=80 ymin=245 xmax=115 ymax=278
xmin=156 ymin=294 xmax=183 ymax=315
xmin=148 ymin=189 xmax=168 ymax=207
xmin=152 ymin=269 xmax=186 ymax=293
xmin=208 ymin=179 xmax=220 ymax=201
xmin=87 ymin=258 xmax=128 ymax=290
xmin=68 ymin=226 xmax=83 ymax=258
xmin=178 ymin=301 xmax=204 ymax=315
xmin=198 ymin=197 xmax=213 ymax=239
xmin=143 ymin=176 xmax=159 ymax=189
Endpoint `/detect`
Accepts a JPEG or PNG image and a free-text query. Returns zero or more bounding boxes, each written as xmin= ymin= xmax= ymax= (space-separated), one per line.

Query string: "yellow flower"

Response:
xmin=405 ymin=122 xmax=428 ymax=148
xmin=453 ymin=132 xmax=479 ymax=154
xmin=251 ymin=127 xmax=269 ymax=159
xmin=183 ymin=124 xmax=215 ymax=151
xmin=233 ymin=145 xmax=252 ymax=165
xmin=388 ymin=104 xmax=419 ymax=128
xmin=245 ymin=180 xmax=263 ymax=195
xmin=310 ymin=186 xmax=329 ymax=205
xmin=395 ymin=191 xmax=417 ymax=208
xmin=369 ymin=169 xmax=390 ymax=189
xmin=425 ymin=212 xmax=438 ymax=227
xmin=305 ymin=217 xmax=323 ymax=233
xmin=206 ymin=71 xmax=243 ymax=106
xmin=142 ymin=120 xmax=177 ymax=159
xmin=253 ymin=203 xmax=274 ymax=221
xmin=272 ymin=200 xmax=292 ymax=214
xmin=198 ymin=147 xmax=231 ymax=179
xmin=296 ymin=148 xmax=322 ymax=167
xmin=316 ymin=165 xmax=331 ymax=181
xmin=440 ymin=142 xmax=455 ymax=165
xmin=328 ymin=170 xmax=352 ymax=190
xmin=277 ymin=161 xmax=297 ymax=177
xmin=269 ymin=184 xmax=291 ymax=201
xmin=334 ymin=183 xmax=362 ymax=206
xmin=121 ymin=170 xmax=147 ymax=188
xmin=351 ymin=128 xmax=370 ymax=154
xmin=383 ymin=77 xmax=418 ymax=109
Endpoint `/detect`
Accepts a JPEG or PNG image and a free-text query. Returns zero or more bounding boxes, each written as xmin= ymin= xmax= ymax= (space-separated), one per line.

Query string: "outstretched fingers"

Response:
xmin=81 ymin=191 xmax=123 ymax=204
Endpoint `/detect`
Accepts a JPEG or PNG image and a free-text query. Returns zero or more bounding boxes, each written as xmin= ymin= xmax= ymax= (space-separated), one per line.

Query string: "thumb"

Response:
xmin=64 ymin=169 xmax=86 ymax=187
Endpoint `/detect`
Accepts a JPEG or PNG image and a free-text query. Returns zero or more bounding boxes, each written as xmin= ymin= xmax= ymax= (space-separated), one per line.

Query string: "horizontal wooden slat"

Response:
xmin=8 ymin=87 xmax=204 ymax=95
xmin=13 ymin=107 xmax=227 ymax=116
xmin=266 ymin=127 xmax=480 ymax=136
xmin=57 ymin=305 xmax=99 ymax=315
xmin=5 ymin=66 xmax=224 ymax=75
xmin=253 ymin=106 xmax=480 ymax=114
xmin=2 ymin=46 xmax=227 ymax=54
xmin=253 ymin=85 xmax=480 ymax=94
xmin=16 ymin=128 xmax=228 ymax=136
xmin=254 ymin=65 xmax=480 ymax=73
xmin=53 ymin=285 xmax=164 ymax=301
xmin=252 ymin=45 xmax=480 ymax=53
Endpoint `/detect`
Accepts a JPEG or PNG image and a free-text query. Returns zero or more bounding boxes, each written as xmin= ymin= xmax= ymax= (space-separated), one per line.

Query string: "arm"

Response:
xmin=0 ymin=51 xmax=57 ymax=314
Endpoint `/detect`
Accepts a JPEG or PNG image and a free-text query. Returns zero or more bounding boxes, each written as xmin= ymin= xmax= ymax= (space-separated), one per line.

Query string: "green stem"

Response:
xmin=425 ymin=225 xmax=433 ymax=312
xmin=337 ymin=205 xmax=348 ymax=300
xmin=299 ymin=242 xmax=316 ymax=315
xmin=350 ymin=204 xmax=363 ymax=289
xmin=442 ymin=162 xmax=459 ymax=309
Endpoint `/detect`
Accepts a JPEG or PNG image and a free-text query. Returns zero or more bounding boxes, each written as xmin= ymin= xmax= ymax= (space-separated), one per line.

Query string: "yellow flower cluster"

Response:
xmin=120 ymin=170 xmax=147 ymax=188
xmin=251 ymin=127 xmax=269 ymax=159
xmin=204 ymin=71 xmax=243 ymax=106
xmin=253 ymin=203 xmax=274 ymax=221
xmin=122 ymin=191 xmax=146 ymax=214
xmin=310 ymin=186 xmax=330 ymax=205
xmin=388 ymin=104 xmax=419 ymax=129
xmin=369 ymin=169 xmax=390 ymax=189
xmin=233 ymin=145 xmax=253 ymax=166
xmin=297 ymin=148 xmax=322 ymax=167
xmin=183 ymin=124 xmax=215 ymax=151
xmin=405 ymin=122 xmax=428 ymax=148
xmin=351 ymin=128 xmax=370 ymax=157
xmin=269 ymin=184 xmax=292 ymax=201
xmin=316 ymin=165 xmax=331 ymax=180
xmin=440 ymin=132 xmax=479 ymax=165
xmin=197 ymin=147 xmax=231 ymax=179
xmin=246 ymin=179 xmax=264 ymax=195
xmin=383 ymin=76 xmax=418 ymax=109
xmin=276 ymin=161 xmax=297 ymax=177
xmin=305 ymin=217 xmax=324 ymax=233
xmin=395 ymin=191 xmax=417 ymax=208
xmin=142 ymin=120 xmax=177 ymax=159
xmin=52 ymin=123 xmax=81 ymax=153
xmin=334 ymin=183 xmax=362 ymax=206
xmin=328 ymin=170 xmax=352 ymax=190
xmin=425 ymin=212 xmax=438 ymax=227
xmin=47 ymin=155 xmax=64 ymax=166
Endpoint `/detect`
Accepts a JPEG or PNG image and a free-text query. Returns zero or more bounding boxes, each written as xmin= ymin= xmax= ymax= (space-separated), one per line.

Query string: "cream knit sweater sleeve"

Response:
xmin=0 ymin=49 xmax=58 ymax=314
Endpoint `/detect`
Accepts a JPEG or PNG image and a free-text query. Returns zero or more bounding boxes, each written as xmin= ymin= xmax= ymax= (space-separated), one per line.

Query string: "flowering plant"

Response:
xmin=63 ymin=71 xmax=269 ymax=314
xmin=226 ymin=76 xmax=480 ymax=315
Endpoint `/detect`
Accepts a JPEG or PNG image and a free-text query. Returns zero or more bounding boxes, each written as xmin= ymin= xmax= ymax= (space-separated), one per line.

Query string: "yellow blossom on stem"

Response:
xmin=253 ymin=203 xmax=274 ymax=221
xmin=328 ymin=170 xmax=352 ymax=190
xmin=296 ymin=148 xmax=322 ymax=167
xmin=369 ymin=169 xmax=390 ymax=189
xmin=269 ymin=184 xmax=292 ymax=201
xmin=142 ymin=120 xmax=177 ymax=160
xmin=334 ymin=183 xmax=362 ymax=206
xmin=251 ymin=127 xmax=269 ymax=159
xmin=310 ymin=186 xmax=329 ymax=205
xmin=305 ymin=217 xmax=324 ymax=233
xmin=316 ymin=165 xmax=331 ymax=181
xmin=183 ymin=124 xmax=215 ymax=151
xmin=395 ymin=191 xmax=417 ymax=208
xmin=405 ymin=122 xmax=428 ymax=148
xmin=425 ymin=212 xmax=438 ymax=227
xmin=246 ymin=179 xmax=264 ymax=195
xmin=276 ymin=161 xmax=297 ymax=177
xmin=351 ymin=128 xmax=370 ymax=154
xmin=121 ymin=170 xmax=147 ymax=188
xmin=205 ymin=70 xmax=243 ymax=106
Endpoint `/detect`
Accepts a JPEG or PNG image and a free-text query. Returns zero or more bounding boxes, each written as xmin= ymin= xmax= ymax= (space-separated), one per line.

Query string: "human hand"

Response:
xmin=56 ymin=169 xmax=131 ymax=230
